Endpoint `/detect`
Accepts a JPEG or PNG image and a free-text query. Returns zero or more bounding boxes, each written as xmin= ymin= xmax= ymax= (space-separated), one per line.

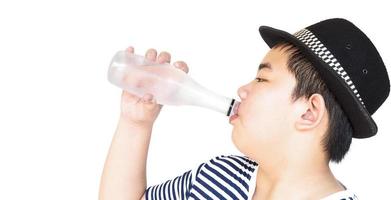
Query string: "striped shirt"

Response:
xmin=145 ymin=155 xmax=358 ymax=200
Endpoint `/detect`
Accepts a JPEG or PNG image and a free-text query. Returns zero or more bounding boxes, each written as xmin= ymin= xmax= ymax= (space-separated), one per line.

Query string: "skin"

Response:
xmin=99 ymin=45 xmax=345 ymax=200
xmin=99 ymin=47 xmax=189 ymax=200
xmin=231 ymin=46 xmax=345 ymax=199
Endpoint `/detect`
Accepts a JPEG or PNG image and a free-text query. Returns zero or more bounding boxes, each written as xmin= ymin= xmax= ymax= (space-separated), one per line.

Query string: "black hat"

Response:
xmin=259 ymin=18 xmax=390 ymax=138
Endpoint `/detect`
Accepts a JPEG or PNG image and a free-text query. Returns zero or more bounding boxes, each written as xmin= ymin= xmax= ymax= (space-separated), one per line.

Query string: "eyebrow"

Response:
xmin=258 ymin=63 xmax=273 ymax=72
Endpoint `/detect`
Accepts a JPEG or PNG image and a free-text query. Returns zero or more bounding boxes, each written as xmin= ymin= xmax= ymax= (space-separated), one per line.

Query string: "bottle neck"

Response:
xmin=182 ymin=82 xmax=237 ymax=116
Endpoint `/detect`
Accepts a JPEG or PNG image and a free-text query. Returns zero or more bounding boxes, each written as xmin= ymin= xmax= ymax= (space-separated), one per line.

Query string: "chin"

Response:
xmin=231 ymin=128 xmax=240 ymax=149
xmin=231 ymin=128 xmax=248 ymax=154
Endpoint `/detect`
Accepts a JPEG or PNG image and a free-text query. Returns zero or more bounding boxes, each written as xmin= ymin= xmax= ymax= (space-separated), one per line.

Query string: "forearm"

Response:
xmin=99 ymin=117 xmax=153 ymax=200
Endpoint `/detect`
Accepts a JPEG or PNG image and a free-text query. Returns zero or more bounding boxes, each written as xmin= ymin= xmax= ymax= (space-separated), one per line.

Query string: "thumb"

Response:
xmin=141 ymin=94 xmax=158 ymax=109
xmin=142 ymin=93 xmax=154 ymax=102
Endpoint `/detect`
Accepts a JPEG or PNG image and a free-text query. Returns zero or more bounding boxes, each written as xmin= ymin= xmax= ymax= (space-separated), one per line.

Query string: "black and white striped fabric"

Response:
xmin=145 ymin=155 xmax=358 ymax=200
xmin=293 ymin=28 xmax=365 ymax=108
xmin=146 ymin=155 xmax=257 ymax=200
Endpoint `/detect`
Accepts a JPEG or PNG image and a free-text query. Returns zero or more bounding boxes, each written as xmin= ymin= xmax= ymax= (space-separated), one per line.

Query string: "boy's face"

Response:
xmin=231 ymin=47 xmax=302 ymax=160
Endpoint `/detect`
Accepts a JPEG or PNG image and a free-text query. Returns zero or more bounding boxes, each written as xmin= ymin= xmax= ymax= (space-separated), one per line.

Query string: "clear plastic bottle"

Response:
xmin=107 ymin=50 xmax=240 ymax=117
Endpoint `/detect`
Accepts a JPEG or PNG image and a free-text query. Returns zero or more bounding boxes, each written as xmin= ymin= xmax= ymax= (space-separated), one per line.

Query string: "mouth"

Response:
xmin=234 ymin=102 xmax=240 ymax=115
xmin=229 ymin=114 xmax=239 ymax=124
xmin=229 ymin=102 xmax=240 ymax=124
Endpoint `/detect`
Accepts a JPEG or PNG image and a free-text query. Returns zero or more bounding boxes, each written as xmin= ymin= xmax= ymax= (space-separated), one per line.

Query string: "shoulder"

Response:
xmin=194 ymin=154 xmax=258 ymax=176
xmin=189 ymin=154 xmax=259 ymax=199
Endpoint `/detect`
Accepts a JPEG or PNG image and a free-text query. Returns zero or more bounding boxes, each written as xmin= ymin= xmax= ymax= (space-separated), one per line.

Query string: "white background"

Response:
xmin=0 ymin=0 xmax=390 ymax=199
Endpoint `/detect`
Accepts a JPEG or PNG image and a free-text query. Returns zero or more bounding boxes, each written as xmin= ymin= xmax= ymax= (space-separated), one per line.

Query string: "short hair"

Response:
xmin=272 ymin=42 xmax=353 ymax=163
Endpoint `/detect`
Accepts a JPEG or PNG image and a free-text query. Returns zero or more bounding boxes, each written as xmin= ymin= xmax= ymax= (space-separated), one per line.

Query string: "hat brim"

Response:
xmin=258 ymin=26 xmax=377 ymax=138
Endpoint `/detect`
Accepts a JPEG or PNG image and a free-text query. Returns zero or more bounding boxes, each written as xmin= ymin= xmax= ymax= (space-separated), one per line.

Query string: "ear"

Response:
xmin=294 ymin=93 xmax=327 ymax=132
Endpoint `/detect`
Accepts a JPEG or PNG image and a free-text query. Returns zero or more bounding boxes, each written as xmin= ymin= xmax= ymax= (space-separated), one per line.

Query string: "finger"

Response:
xmin=142 ymin=93 xmax=154 ymax=102
xmin=142 ymin=94 xmax=163 ymax=111
xmin=141 ymin=93 xmax=158 ymax=108
xmin=122 ymin=90 xmax=140 ymax=104
xmin=173 ymin=61 xmax=189 ymax=74
xmin=126 ymin=46 xmax=134 ymax=53
xmin=157 ymin=51 xmax=171 ymax=64
xmin=144 ymin=98 xmax=160 ymax=111
xmin=145 ymin=48 xmax=157 ymax=62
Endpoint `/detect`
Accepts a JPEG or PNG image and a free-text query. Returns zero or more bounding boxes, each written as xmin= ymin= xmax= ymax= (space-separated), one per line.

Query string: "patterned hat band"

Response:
xmin=293 ymin=29 xmax=366 ymax=108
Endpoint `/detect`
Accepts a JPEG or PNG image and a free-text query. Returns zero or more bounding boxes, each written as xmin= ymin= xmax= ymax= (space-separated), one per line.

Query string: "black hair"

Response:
xmin=272 ymin=42 xmax=353 ymax=163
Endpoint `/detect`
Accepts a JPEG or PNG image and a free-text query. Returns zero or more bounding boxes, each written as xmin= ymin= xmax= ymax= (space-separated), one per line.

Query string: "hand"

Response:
xmin=119 ymin=46 xmax=189 ymax=127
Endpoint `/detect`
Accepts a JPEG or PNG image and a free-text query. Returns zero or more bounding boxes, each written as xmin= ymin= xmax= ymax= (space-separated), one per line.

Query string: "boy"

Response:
xmin=99 ymin=18 xmax=390 ymax=199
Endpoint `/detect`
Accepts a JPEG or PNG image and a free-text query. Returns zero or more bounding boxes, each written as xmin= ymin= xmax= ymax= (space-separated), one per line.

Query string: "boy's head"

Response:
xmin=231 ymin=18 xmax=390 ymax=165
xmin=231 ymin=42 xmax=352 ymax=164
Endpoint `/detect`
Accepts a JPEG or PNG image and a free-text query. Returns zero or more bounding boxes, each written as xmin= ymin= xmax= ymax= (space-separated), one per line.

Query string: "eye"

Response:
xmin=255 ymin=77 xmax=265 ymax=82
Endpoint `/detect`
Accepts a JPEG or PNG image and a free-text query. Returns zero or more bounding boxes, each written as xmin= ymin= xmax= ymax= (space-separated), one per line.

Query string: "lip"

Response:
xmin=235 ymin=102 xmax=241 ymax=116
xmin=229 ymin=114 xmax=239 ymax=124
xmin=229 ymin=102 xmax=241 ymax=124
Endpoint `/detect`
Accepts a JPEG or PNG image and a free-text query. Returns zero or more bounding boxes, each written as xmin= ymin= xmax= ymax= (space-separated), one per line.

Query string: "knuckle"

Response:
xmin=158 ymin=52 xmax=171 ymax=62
xmin=145 ymin=49 xmax=157 ymax=60
xmin=175 ymin=61 xmax=189 ymax=72
xmin=160 ymin=51 xmax=171 ymax=57
xmin=147 ymin=48 xmax=157 ymax=53
xmin=146 ymin=49 xmax=157 ymax=56
xmin=177 ymin=61 xmax=187 ymax=66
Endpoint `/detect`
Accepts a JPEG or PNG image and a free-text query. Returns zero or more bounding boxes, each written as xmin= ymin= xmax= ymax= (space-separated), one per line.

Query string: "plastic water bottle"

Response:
xmin=107 ymin=50 xmax=240 ymax=117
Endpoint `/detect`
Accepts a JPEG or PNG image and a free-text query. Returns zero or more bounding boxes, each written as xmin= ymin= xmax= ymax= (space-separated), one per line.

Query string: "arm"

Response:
xmin=99 ymin=47 xmax=189 ymax=200
xmin=99 ymin=117 xmax=153 ymax=200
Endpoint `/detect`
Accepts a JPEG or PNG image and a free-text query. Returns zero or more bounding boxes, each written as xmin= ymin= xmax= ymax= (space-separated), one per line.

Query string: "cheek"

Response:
xmin=232 ymin=84 xmax=295 ymax=155
xmin=240 ymin=92 xmax=292 ymax=137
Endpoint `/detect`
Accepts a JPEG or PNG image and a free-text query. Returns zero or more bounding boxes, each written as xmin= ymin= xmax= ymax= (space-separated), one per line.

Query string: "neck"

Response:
xmin=253 ymin=150 xmax=344 ymax=199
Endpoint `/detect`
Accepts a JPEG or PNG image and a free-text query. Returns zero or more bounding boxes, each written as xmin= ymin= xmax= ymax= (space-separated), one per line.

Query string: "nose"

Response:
xmin=237 ymin=84 xmax=248 ymax=100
